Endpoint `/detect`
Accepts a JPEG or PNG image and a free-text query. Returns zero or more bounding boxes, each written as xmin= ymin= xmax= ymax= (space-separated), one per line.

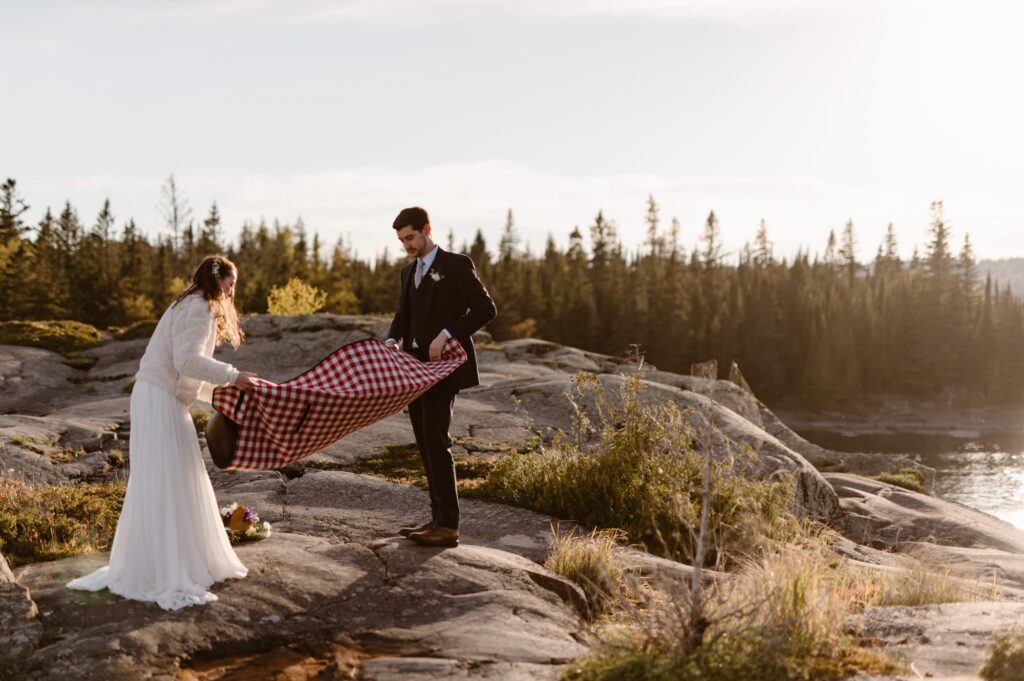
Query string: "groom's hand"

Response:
xmin=428 ymin=333 xmax=448 ymax=361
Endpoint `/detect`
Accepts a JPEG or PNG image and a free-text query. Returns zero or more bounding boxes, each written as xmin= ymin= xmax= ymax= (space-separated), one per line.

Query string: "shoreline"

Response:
xmin=774 ymin=401 xmax=1024 ymax=438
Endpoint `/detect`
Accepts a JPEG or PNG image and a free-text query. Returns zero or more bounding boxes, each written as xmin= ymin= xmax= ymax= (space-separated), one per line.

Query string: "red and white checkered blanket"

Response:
xmin=211 ymin=338 xmax=467 ymax=470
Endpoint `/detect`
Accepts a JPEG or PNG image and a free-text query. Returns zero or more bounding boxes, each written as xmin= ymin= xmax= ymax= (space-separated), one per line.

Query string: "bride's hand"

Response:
xmin=235 ymin=371 xmax=259 ymax=394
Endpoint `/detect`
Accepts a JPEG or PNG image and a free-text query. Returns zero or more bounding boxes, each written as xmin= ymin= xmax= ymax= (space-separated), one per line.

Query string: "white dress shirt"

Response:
xmin=386 ymin=245 xmax=451 ymax=350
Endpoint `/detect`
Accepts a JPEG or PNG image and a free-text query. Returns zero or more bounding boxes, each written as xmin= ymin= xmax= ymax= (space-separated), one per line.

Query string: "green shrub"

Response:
xmin=479 ymin=372 xmax=799 ymax=567
xmin=267 ymin=277 xmax=327 ymax=316
xmin=870 ymin=467 xmax=926 ymax=493
xmin=0 ymin=320 xmax=101 ymax=354
xmin=981 ymin=626 xmax=1024 ymax=681
xmin=0 ymin=480 xmax=125 ymax=566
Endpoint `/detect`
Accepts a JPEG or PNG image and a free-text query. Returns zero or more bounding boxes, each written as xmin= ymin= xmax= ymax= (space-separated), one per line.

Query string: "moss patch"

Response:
xmin=0 ymin=480 xmax=126 ymax=567
xmin=870 ymin=467 xmax=926 ymax=493
xmin=46 ymin=447 xmax=87 ymax=464
xmin=349 ymin=443 xmax=426 ymax=486
xmin=0 ymin=320 xmax=101 ymax=354
xmin=63 ymin=352 xmax=99 ymax=371
xmin=6 ymin=434 xmax=83 ymax=464
xmin=334 ymin=443 xmax=497 ymax=494
xmin=111 ymin=319 xmax=158 ymax=341
xmin=9 ymin=434 xmax=57 ymax=449
xmin=809 ymin=457 xmax=848 ymax=473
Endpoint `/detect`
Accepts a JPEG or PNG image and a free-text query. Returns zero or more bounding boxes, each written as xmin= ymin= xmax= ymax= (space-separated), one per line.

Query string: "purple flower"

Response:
xmin=244 ymin=507 xmax=259 ymax=523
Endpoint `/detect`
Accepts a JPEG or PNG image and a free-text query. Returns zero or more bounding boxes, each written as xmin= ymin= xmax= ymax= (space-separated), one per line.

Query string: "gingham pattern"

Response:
xmin=211 ymin=338 xmax=467 ymax=470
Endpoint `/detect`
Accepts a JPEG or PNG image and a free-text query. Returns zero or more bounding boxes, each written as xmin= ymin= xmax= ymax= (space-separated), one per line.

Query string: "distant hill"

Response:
xmin=979 ymin=259 xmax=1024 ymax=297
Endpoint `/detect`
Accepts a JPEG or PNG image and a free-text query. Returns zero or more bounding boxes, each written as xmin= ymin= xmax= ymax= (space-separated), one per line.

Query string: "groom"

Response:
xmin=385 ymin=207 xmax=497 ymax=547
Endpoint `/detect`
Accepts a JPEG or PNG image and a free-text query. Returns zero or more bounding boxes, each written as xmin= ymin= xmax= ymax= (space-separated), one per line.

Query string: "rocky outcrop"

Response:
xmin=0 ymin=551 xmax=41 ymax=669
xmin=0 ymin=410 xmax=129 ymax=485
xmin=0 ymin=345 xmax=79 ymax=416
xmin=3 ymin=314 xmax=1024 ymax=679
xmin=827 ymin=473 xmax=1024 ymax=554
xmin=12 ymin=470 xmax=590 ymax=680
xmin=851 ymin=601 xmax=1024 ymax=680
xmin=827 ymin=472 xmax=1024 ymax=591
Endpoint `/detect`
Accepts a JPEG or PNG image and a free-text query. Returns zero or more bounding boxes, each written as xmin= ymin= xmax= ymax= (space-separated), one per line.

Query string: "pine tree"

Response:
xmin=668 ymin=217 xmax=682 ymax=261
xmin=823 ymin=230 xmax=839 ymax=267
xmin=499 ymin=209 xmax=519 ymax=261
xmin=118 ymin=218 xmax=155 ymax=322
xmin=30 ymin=209 xmax=66 ymax=318
xmin=157 ymin=174 xmax=193 ymax=264
xmin=197 ymin=202 xmax=223 ymax=256
xmin=839 ymin=219 xmax=857 ymax=282
xmin=324 ymin=236 xmax=360 ymax=313
xmin=753 ymin=219 xmax=772 ymax=267
xmin=76 ymin=199 xmax=120 ymax=325
xmin=293 ymin=217 xmax=310 ymax=281
xmin=0 ymin=178 xmax=30 ymax=240
xmin=644 ymin=195 xmax=662 ymax=257
xmin=700 ymin=210 xmax=722 ymax=267
xmin=468 ymin=229 xmax=491 ymax=282
xmin=926 ymin=201 xmax=954 ymax=278
xmin=874 ymin=223 xmax=901 ymax=278
xmin=55 ymin=202 xmax=83 ymax=317
xmin=0 ymin=179 xmax=33 ymax=319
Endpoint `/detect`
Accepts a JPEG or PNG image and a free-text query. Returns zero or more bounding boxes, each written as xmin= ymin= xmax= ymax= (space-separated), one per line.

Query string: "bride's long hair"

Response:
xmin=172 ymin=254 xmax=244 ymax=349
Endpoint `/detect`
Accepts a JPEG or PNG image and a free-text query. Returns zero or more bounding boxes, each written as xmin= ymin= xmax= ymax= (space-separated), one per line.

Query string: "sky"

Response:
xmin=3 ymin=0 xmax=1023 ymax=262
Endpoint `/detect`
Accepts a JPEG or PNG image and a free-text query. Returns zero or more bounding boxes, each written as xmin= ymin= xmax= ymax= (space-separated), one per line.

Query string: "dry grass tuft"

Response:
xmin=980 ymin=626 xmax=1024 ymax=681
xmin=564 ymin=545 xmax=905 ymax=681
xmin=0 ymin=479 xmax=125 ymax=566
xmin=545 ymin=526 xmax=631 ymax=619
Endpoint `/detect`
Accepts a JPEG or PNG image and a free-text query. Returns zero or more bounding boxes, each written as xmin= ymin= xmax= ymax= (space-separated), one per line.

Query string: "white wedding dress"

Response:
xmin=67 ymin=293 xmax=248 ymax=610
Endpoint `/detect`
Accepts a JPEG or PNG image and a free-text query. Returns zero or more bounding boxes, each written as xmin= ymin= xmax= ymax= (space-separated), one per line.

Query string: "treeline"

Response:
xmin=1 ymin=177 xmax=1022 ymax=408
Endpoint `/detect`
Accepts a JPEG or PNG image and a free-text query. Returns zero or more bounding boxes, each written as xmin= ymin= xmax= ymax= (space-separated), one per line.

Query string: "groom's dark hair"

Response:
xmin=392 ymin=207 xmax=430 ymax=232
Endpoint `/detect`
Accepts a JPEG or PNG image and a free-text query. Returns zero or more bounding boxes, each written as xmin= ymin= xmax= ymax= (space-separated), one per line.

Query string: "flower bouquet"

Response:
xmin=219 ymin=502 xmax=272 ymax=544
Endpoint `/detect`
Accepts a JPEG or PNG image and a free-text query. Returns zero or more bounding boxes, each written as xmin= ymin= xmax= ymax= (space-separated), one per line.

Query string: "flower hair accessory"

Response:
xmin=211 ymin=259 xmax=221 ymax=278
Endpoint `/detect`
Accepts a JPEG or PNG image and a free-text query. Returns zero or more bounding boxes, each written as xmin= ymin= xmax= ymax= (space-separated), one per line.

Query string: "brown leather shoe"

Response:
xmin=399 ymin=520 xmax=436 ymax=538
xmin=408 ymin=525 xmax=459 ymax=548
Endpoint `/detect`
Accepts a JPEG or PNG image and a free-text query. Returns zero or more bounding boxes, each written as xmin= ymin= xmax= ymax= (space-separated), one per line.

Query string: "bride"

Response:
xmin=68 ymin=255 xmax=259 ymax=610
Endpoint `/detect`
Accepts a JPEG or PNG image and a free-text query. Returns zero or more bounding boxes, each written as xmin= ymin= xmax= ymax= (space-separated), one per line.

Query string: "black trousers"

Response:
xmin=408 ymin=376 xmax=460 ymax=529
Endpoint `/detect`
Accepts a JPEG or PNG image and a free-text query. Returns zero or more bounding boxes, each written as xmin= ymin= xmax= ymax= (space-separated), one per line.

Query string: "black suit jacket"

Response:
xmin=387 ymin=248 xmax=497 ymax=393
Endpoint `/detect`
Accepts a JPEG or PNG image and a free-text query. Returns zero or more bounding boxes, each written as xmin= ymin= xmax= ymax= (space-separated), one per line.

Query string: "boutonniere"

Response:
xmin=428 ymin=270 xmax=444 ymax=283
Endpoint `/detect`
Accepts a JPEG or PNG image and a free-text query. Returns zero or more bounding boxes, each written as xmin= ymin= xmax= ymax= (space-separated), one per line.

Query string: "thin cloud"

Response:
xmin=58 ymin=0 xmax=855 ymax=26
xmin=19 ymin=161 xmax=970 ymax=264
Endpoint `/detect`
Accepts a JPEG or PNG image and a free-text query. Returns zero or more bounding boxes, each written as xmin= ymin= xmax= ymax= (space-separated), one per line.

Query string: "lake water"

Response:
xmin=798 ymin=430 xmax=1024 ymax=530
